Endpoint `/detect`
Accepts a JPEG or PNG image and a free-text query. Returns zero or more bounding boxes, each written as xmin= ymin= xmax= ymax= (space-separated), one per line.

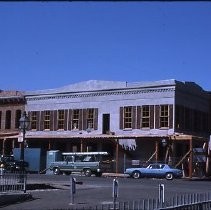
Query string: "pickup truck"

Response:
xmin=49 ymin=152 xmax=112 ymax=177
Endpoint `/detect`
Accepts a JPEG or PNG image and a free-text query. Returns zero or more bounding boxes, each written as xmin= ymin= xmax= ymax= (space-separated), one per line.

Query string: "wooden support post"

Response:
xmin=164 ymin=146 xmax=168 ymax=164
xmin=115 ymin=139 xmax=119 ymax=174
xmin=12 ymin=139 xmax=15 ymax=150
xmin=155 ymin=141 xmax=159 ymax=163
xmin=48 ymin=140 xmax=51 ymax=150
xmin=189 ymin=138 xmax=193 ymax=179
xmin=80 ymin=139 xmax=83 ymax=152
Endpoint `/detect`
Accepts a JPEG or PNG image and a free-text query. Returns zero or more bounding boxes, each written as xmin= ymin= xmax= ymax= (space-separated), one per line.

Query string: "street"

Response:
xmin=2 ymin=174 xmax=211 ymax=210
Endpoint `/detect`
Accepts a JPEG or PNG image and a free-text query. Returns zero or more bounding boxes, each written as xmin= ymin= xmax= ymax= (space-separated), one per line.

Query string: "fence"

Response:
xmin=0 ymin=171 xmax=27 ymax=193
xmin=67 ymin=192 xmax=211 ymax=210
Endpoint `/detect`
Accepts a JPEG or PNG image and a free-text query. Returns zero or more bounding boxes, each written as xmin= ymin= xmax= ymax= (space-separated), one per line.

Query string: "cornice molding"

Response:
xmin=26 ymin=88 xmax=175 ymax=101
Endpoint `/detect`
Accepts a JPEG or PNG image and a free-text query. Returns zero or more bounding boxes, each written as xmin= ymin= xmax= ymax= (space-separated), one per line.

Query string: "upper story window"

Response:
xmin=141 ymin=106 xmax=150 ymax=128
xmin=31 ymin=111 xmax=37 ymax=130
xmin=58 ymin=110 xmax=65 ymax=130
xmin=72 ymin=109 xmax=79 ymax=129
xmin=15 ymin=110 xmax=22 ymax=129
xmin=5 ymin=110 xmax=11 ymax=129
xmin=123 ymin=106 xmax=132 ymax=129
xmin=87 ymin=108 xmax=94 ymax=129
xmin=44 ymin=110 xmax=50 ymax=130
xmin=160 ymin=105 xmax=169 ymax=128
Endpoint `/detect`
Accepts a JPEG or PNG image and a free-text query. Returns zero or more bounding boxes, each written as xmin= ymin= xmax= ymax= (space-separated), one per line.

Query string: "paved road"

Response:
xmin=2 ymin=174 xmax=211 ymax=210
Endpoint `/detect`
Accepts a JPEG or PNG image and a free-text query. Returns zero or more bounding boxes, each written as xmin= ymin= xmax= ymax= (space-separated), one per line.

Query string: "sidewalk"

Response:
xmin=0 ymin=192 xmax=32 ymax=207
xmin=102 ymin=173 xmax=128 ymax=178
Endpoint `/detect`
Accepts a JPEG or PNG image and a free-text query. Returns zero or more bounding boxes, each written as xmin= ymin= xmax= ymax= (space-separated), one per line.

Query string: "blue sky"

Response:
xmin=0 ymin=2 xmax=211 ymax=91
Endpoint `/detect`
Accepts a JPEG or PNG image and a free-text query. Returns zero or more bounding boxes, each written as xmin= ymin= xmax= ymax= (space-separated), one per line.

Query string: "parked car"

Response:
xmin=49 ymin=152 xmax=112 ymax=176
xmin=125 ymin=163 xmax=183 ymax=180
xmin=0 ymin=155 xmax=29 ymax=172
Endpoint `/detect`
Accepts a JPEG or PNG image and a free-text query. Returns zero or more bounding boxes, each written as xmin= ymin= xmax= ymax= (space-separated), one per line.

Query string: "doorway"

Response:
xmin=102 ymin=114 xmax=110 ymax=134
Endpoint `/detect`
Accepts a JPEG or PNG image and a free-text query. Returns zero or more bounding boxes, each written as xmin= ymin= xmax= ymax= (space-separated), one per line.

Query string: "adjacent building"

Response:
xmin=0 ymin=90 xmax=25 ymax=155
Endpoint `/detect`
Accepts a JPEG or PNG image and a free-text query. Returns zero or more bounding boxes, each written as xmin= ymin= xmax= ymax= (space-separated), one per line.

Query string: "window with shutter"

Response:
xmin=160 ymin=105 xmax=169 ymax=128
xmin=58 ymin=110 xmax=65 ymax=130
xmin=72 ymin=109 xmax=79 ymax=130
xmin=44 ymin=110 xmax=50 ymax=130
xmin=31 ymin=111 xmax=37 ymax=130
xmin=86 ymin=108 xmax=94 ymax=129
xmin=123 ymin=106 xmax=132 ymax=129
xmin=141 ymin=105 xmax=150 ymax=128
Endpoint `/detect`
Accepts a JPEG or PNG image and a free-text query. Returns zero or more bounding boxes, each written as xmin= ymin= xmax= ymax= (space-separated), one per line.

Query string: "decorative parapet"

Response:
xmin=26 ymin=88 xmax=175 ymax=101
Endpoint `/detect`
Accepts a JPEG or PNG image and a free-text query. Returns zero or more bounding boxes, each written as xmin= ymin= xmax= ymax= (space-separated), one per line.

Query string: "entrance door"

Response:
xmin=102 ymin=114 xmax=110 ymax=134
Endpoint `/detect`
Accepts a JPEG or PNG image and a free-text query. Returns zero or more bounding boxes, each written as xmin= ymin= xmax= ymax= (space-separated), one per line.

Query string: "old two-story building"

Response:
xmin=1 ymin=79 xmax=211 ymax=177
xmin=22 ymin=79 xmax=210 ymax=177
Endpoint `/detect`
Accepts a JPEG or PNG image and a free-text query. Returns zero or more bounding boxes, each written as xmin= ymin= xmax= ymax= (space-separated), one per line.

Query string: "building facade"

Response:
xmin=23 ymin=80 xmax=210 ymax=176
xmin=0 ymin=80 xmax=211 ymax=177
xmin=0 ymin=90 xmax=25 ymax=155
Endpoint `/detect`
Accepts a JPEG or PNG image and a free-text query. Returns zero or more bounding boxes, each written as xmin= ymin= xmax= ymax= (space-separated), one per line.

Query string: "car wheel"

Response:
xmin=64 ymin=172 xmax=71 ymax=175
xmin=84 ymin=169 xmax=92 ymax=177
xmin=53 ymin=167 xmax=61 ymax=175
xmin=132 ymin=171 xmax=141 ymax=179
xmin=165 ymin=173 xmax=173 ymax=180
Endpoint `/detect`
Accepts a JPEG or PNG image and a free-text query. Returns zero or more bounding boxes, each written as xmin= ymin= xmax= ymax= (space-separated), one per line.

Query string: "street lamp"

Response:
xmin=161 ymin=139 xmax=168 ymax=148
xmin=161 ymin=138 xmax=173 ymax=165
xmin=19 ymin=111 xmax=30 ymax=173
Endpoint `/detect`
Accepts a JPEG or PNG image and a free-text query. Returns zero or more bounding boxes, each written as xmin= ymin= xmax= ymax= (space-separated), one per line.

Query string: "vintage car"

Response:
xmin=125 ymin=163 xmax=183 ymax=180
xmin=49 ymin=152 xmax=112 ymax=176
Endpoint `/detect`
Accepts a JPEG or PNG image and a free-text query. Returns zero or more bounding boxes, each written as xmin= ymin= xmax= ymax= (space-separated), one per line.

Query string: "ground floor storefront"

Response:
xmin=0 ymin=134 xmax=210 ymax=178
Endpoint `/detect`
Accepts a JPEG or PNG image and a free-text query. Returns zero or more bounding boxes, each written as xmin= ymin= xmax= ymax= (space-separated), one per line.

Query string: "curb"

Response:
xmin=102 ymin=173 xmax=129 ymax=178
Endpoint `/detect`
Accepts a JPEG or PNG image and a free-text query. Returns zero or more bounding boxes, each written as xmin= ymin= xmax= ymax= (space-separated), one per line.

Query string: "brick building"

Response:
xmin=0 ymin=90 xmax=25 ymax=155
